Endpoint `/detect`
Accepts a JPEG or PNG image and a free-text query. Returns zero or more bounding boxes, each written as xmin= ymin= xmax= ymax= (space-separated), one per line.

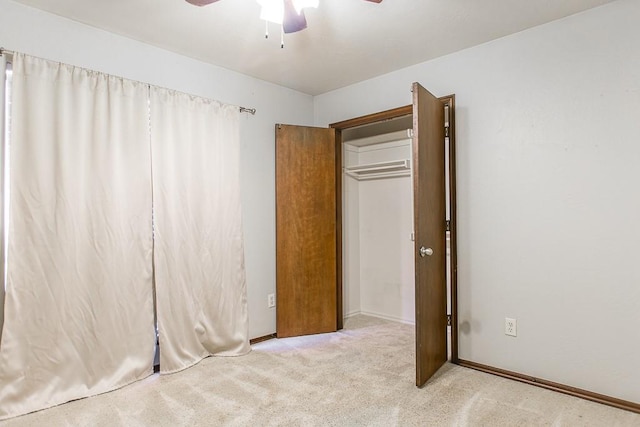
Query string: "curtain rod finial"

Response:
xmin=0 ymin=47 xmax=15 ymax=57
xmin=239 ymin=107 xmax=256 ymax=115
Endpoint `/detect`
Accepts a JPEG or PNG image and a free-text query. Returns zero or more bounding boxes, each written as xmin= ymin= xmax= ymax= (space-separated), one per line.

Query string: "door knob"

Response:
xmin=419 ymin=247 xmax=433 ymax=257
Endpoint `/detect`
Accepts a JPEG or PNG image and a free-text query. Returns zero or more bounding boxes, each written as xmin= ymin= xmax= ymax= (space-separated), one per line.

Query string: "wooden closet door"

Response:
xmin=275 ymin=124 xmax=339 ymax=338
xmin=413 ymin=83 xmax=448 ymax=387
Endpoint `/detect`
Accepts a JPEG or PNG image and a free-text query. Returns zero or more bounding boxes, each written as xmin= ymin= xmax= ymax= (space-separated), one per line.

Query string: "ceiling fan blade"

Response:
xmin=364 ymin=0 xmax=383 ymax=3
xmin=185 ymin=0 xmax=221 ymax=6
xmin=283 ymin=0 xmax=308 ymax=34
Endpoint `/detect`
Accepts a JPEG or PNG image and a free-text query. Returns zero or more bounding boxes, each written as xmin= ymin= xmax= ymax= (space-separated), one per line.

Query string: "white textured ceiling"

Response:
xmin=11 ymin=0 xmax=617 ymax=95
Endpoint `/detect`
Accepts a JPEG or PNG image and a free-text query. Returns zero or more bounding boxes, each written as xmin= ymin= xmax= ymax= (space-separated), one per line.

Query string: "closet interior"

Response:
xmin=341 ymin=109 xmax=452 ymax=327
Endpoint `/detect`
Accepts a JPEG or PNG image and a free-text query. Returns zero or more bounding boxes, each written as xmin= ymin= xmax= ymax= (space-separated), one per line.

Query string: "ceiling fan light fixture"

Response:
xmin=257 ymin=0 xmax=317 ymax=25
xmin=257 ymin=0 xmax=284 ymax=24
xmin=186 ymin=0 xmax=382 ymax=47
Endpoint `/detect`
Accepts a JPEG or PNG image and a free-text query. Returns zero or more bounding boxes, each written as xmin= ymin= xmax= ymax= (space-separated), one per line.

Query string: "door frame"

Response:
xmin=329 ymin=97 xmax=458 ymax=362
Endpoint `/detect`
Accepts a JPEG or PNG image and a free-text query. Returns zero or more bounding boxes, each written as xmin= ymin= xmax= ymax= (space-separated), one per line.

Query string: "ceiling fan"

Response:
xmin=185 ymin=0 xmax=383 ymax=34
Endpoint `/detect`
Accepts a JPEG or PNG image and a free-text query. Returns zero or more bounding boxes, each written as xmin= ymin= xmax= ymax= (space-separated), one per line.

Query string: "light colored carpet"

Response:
xmin=3 ymin=315 xmax=639 ymax=426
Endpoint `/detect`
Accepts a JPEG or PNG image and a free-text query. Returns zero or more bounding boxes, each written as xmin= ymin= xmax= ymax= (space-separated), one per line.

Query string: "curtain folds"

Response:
xmin=0 ymin=54 xmax=156 ymax=420
xmin=0 ymin=54 xmax=249 ymax=420
xmin=0 ymin=53 xmax=6 ymax=342
xmin=150 ymin=87 xmax=250 ymax=374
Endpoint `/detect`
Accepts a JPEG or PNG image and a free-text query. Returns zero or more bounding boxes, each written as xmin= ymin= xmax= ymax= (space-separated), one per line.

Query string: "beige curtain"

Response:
xmin=0 ymin=54 xmax=155 ymax=420
xmin=0 ymin=53 xmax=6 ymax=342
xmin=150 ymin=87 xmax=249 ymax=374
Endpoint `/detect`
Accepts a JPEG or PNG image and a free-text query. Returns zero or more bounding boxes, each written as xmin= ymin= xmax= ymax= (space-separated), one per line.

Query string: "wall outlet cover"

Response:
xmin=505 ymin=317 xmax=517 ymax=337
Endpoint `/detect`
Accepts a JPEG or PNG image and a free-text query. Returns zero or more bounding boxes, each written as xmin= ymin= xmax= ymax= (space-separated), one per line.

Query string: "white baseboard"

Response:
xmin=344 ymin=310 xmax=415 ymax=326
xmin=344 ymin=310 xmax=361 ymax=319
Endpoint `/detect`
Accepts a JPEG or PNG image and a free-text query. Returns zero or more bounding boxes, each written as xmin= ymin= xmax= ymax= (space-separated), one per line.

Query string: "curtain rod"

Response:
xmin=0 ymin=47 xmax=256 ymax=115
xmin=239 ymin=107 xmax=256 ymax=115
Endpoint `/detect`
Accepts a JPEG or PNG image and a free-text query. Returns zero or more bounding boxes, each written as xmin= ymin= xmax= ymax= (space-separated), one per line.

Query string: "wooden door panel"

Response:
xmin=413 ymin=83 xmax=447 ymax=386
xmin=276 ymin=124 xmax=338 ymax=338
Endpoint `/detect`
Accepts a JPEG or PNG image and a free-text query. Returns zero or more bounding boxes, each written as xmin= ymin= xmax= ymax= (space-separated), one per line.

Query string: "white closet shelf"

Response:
xmin=345 ymin=159 xmax=411 ymax=181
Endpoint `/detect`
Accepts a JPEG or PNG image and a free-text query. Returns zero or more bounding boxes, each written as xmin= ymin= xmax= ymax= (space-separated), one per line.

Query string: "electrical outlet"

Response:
xmin=505 ymin=317 xmax=517 ymax=337
xmin=267 ymin=293 xmax=276 ymax=308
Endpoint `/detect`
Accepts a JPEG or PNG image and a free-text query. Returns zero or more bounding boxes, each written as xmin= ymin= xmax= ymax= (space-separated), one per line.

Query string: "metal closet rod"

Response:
xmin=0 ymin=47 xmax=256 ymax=115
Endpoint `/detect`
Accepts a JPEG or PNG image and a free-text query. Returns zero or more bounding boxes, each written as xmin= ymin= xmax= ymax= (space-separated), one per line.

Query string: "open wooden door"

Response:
xmin=275 ymin=124 xmax=340 ymax=338
xmin=413 ymin=83 xmax=448 ymax=387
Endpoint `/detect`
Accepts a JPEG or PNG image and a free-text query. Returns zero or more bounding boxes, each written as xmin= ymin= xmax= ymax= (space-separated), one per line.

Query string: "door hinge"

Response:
xmin=447 ymin=314 xmax=452 ymax=326
xmin=445 ymin=125 xmax=450 ymax=138
xmin=446 ymin=220 xmax=451 ymax=232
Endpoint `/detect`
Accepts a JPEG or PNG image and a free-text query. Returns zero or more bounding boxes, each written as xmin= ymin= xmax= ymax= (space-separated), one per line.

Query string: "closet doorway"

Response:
xmin=276 ymin=83 xmax=457 ymax=387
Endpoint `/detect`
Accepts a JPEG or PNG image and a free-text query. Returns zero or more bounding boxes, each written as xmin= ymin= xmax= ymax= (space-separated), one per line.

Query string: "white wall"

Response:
xmin=343 ymin=146 xmax=361 ymax=317
xmin=0 ymin=0 xmax=315 ymax=339
xmin=316 ymin=0 xmax=640 ymax=404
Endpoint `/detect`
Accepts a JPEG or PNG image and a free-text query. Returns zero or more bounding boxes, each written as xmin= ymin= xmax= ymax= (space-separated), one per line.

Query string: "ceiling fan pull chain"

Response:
xmin=265 ymin=20 xmax=269 ymax=39
xmin=281 ymin=25 xmax=285 ymax=48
